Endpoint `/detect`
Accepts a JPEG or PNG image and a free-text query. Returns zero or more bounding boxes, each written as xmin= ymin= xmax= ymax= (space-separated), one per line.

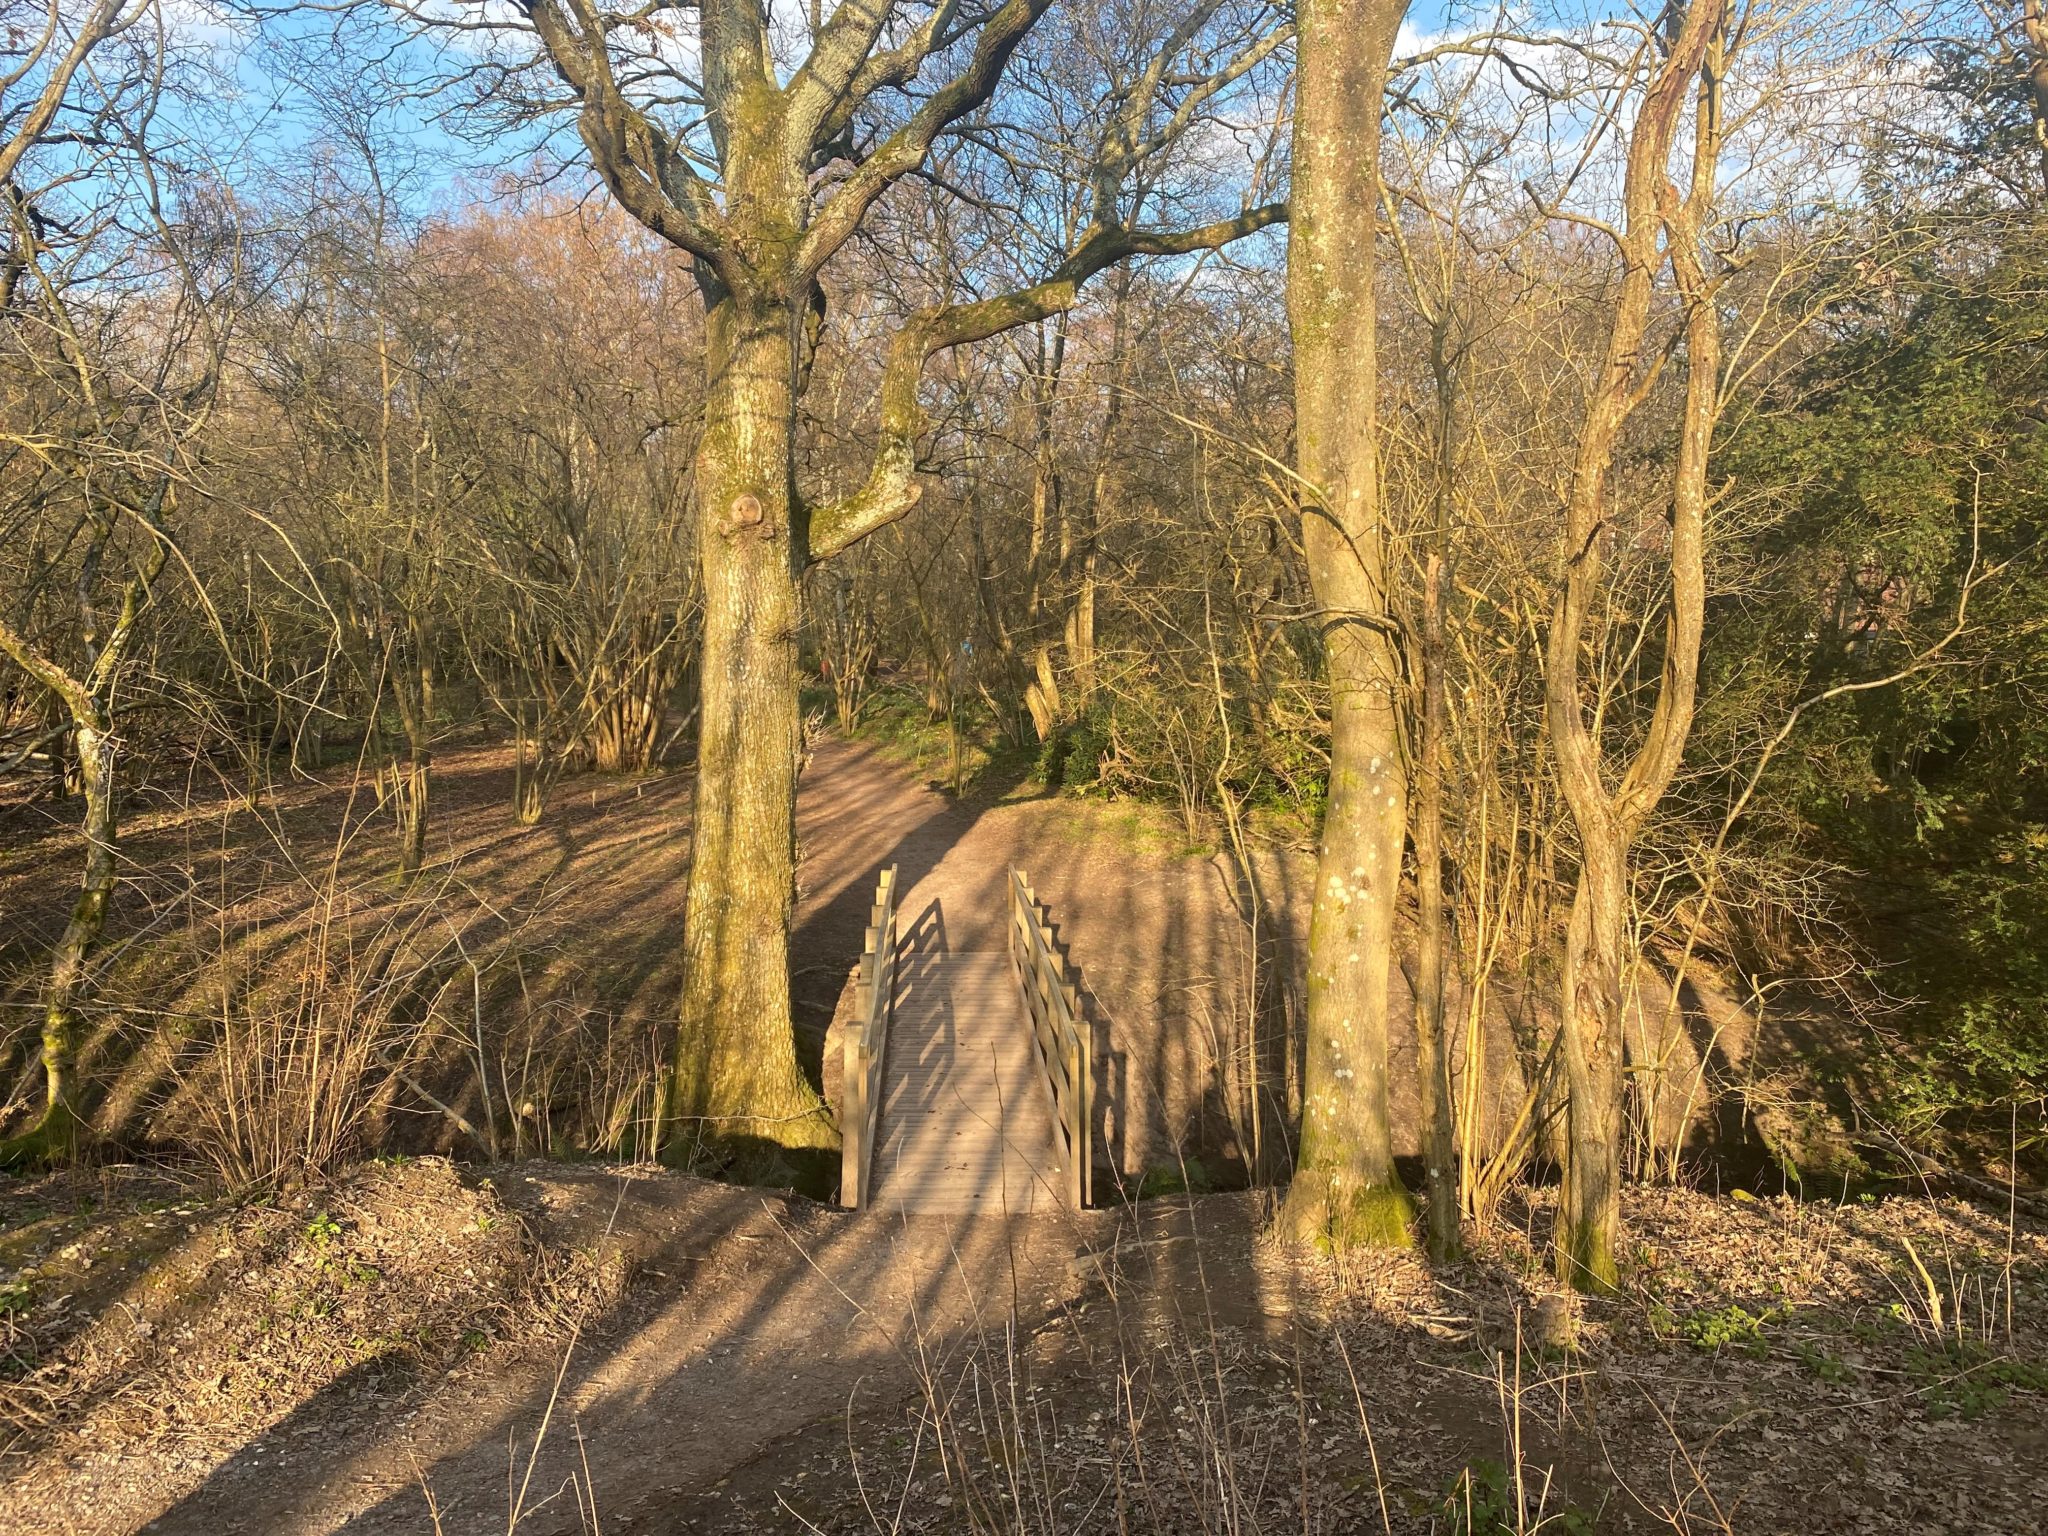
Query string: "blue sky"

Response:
xmin=180 ymin=7 xmax=560 ymax=217
xmin=189 ymin=0 xmax=1492 ymax=222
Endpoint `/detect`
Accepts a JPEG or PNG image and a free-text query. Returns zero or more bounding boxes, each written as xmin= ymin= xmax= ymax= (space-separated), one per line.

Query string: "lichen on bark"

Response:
xmin=1276 ymin=0 xmax=1417 ymax=1253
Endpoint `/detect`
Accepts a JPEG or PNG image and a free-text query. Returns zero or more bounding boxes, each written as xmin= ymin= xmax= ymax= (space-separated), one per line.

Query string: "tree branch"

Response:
xmin=805 ymin=202 xmax=1286 ymax=562
xmin=793 ymin=0 xmax=1058 ymax=281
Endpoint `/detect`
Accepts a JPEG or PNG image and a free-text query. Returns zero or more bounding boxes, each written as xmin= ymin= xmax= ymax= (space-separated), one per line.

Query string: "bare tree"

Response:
xmin=0 ymin=5 xmax=239 ymax=1159
xmin=437 ymin=194 xmax=702 ymax=819
xmin=1541 ymin=1 xmax=1727 ymax=1289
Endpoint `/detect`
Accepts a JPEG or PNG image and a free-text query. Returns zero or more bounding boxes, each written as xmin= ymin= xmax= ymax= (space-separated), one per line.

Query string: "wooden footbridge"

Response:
xmin=839 ymin=869 xmax=1093 ymax=1214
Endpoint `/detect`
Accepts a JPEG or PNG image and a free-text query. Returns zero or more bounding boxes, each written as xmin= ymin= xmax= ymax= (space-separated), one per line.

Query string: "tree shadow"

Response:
xmin=652 ymin=1192 xmax=1615 ymax=1534
xmin=134 ymin=1173 xmax=1097 ymax=1535
xmin=787 ymin=741 xmax=1002 ymax=1090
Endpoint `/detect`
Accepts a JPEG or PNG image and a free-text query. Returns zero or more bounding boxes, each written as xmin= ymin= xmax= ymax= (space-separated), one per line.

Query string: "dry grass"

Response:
xmin=0 ymin=746 xmax=686 ymax=1181
xmin=652 ymin=1187 xmax=2048 ymax=1535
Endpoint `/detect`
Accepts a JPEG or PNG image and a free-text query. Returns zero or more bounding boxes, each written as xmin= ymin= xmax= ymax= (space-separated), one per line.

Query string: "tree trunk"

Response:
xmin=291 ymin=670 xmax=327 ymax=773
xmin=2025 ymin=0 xmax=2048 ymax=195
xmin=1277 ymin=0 xmax=1415 ymax=1251
xmin=1557 ymin=851 xmax=1628 ymax=1290
xmin=389 ymin=755 xmax=428 ymax=880
xmin=668 ymin=299 xmax=835 ymax=1170
xmin=0 ymin=506 xmax=165 ymax=1166
xmin=1061 ymin=284 xmax=1124 ymax=713
xmin=1020 ymin=319 xmax=1066 ymax=744
xmin=968 ymin=493 xmax=1030 ymax=748
xmin=45 ymin=704 xmax=74 ymax=799
xmin=1024 ymin=643 xmax=1061 ymax=743
xmin=589 ymin=687 xmax=665 ymax=773
xmin=1412 ymin=554 xmax=1461 ymax=1259
xmin=513 ymin=710 xmax=561 ymax=826
xmin=1542 ymin=6 xmax=1724 ymax=1289
xmin=3 ymin=707 xmax=113 ymax=1164
xmin=385 ymin=645 xmax=433 ymax=883
xmin=1065 ymin=545 xmax=1097 ymax=705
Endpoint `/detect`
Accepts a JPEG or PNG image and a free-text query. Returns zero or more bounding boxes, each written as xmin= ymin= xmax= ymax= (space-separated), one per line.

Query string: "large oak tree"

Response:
xmin=388 ymin=0 xmax=1291 ymax=1167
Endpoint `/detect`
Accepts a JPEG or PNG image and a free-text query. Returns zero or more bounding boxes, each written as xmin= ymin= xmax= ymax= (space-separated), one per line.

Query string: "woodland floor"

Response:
xmin=0 ymin=737 xmax=2044 ymax=1532
xmin=0 ymin=1159 xmax=2042 ymax=1534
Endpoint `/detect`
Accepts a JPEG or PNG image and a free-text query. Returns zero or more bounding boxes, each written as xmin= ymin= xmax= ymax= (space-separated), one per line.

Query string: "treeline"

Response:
xmin=0 ymin=0 xmax=2042 ymax=1286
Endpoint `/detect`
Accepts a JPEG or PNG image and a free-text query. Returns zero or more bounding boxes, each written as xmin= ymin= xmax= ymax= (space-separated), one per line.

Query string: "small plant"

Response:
xmin=0 ymin=1278 xmax=33 ymax=1316
xmin=1439 ymin=1458 xmax=1594 ymax=1536
xmin=1793 ymin=1339 xmax=1855 ymax=1383
xmin=1908 ymin=1341 xmax=2048 ymax=1421
xmin=1652 ymin=1301 xmax=1782 ymax=1357
xmin=1135 ymin=1156 xmax=1215 ymax=1199
xmin=304 ymin=1211 xmax=342 ymax=1250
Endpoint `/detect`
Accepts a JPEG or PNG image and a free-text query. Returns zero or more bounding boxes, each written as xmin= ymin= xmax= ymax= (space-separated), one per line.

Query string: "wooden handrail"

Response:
xmin=1007 ymin=869 xmax=1092 ymax=1208
xmin=840 ymin=865 xmax=898 ymax=1208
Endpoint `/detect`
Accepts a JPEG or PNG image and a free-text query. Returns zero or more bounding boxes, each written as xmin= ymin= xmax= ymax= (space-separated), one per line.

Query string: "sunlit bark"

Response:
xmin=1277 ymin=0 xmax=1416 ymax=1251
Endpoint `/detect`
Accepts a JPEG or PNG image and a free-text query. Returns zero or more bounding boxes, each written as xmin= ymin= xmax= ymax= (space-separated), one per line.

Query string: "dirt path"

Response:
xmin=3 ymin=1163 xmax=1310 ymax=1536
xmin=97 ymin=1172 xmax=1105 ymax=1536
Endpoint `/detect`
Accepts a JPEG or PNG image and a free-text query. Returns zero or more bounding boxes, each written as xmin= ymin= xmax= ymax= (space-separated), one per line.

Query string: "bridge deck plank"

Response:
xmin=868 ymin=951 xmax=1066 ymax=1215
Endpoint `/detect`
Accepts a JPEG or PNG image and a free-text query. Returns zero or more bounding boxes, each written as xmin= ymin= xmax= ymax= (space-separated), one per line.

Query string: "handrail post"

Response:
xmin=842 ymin=865 xmax=898 ymax=1209
xmin=865 ymin=885 xmax=892 ymax=1204
xmin=1079 ymin=1016 xmax=1093 ymax=1206
xmin=1006 ymin=865 xmax=1091 ymax=1210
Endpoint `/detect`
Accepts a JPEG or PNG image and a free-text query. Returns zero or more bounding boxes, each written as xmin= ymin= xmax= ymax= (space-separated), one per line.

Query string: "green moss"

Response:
xmin=1280 ymin=1173 xmax=1416 ymax=1251
xmin=1327 ymin=1179 xmax=1417 ymax=1251
xmin=1134 ymin=1156 xmax=1215 ymax=1200
xmin=0 ymin=1101 xmax=81 ymax=1173
xmin=1555 ymin=1217 xmax=1622 ymax=1296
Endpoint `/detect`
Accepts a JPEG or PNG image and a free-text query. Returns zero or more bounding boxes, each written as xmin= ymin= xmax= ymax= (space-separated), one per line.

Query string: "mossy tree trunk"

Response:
xmin=0 ymin=521 xmax=164 ymax=1166
xmin=1277 ymin=0 xmax=1416 ymax=1252
xmin=668 ymin=294 xmax=836 ymax=1163
xmin=16 ymin=707 xmax=116 ymax=1160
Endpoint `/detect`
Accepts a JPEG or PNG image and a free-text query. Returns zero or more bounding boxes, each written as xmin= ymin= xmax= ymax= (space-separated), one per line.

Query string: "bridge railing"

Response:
xmin=840 ymin=865 xmax=898 ymax=1208
xmin=1007 ymin=869 xmax=1091 ymax=1208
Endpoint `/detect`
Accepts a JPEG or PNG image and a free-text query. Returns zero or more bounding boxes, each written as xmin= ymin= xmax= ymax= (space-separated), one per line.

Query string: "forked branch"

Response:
xmin=806 ymin=203 xmax=1287 ymax=562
